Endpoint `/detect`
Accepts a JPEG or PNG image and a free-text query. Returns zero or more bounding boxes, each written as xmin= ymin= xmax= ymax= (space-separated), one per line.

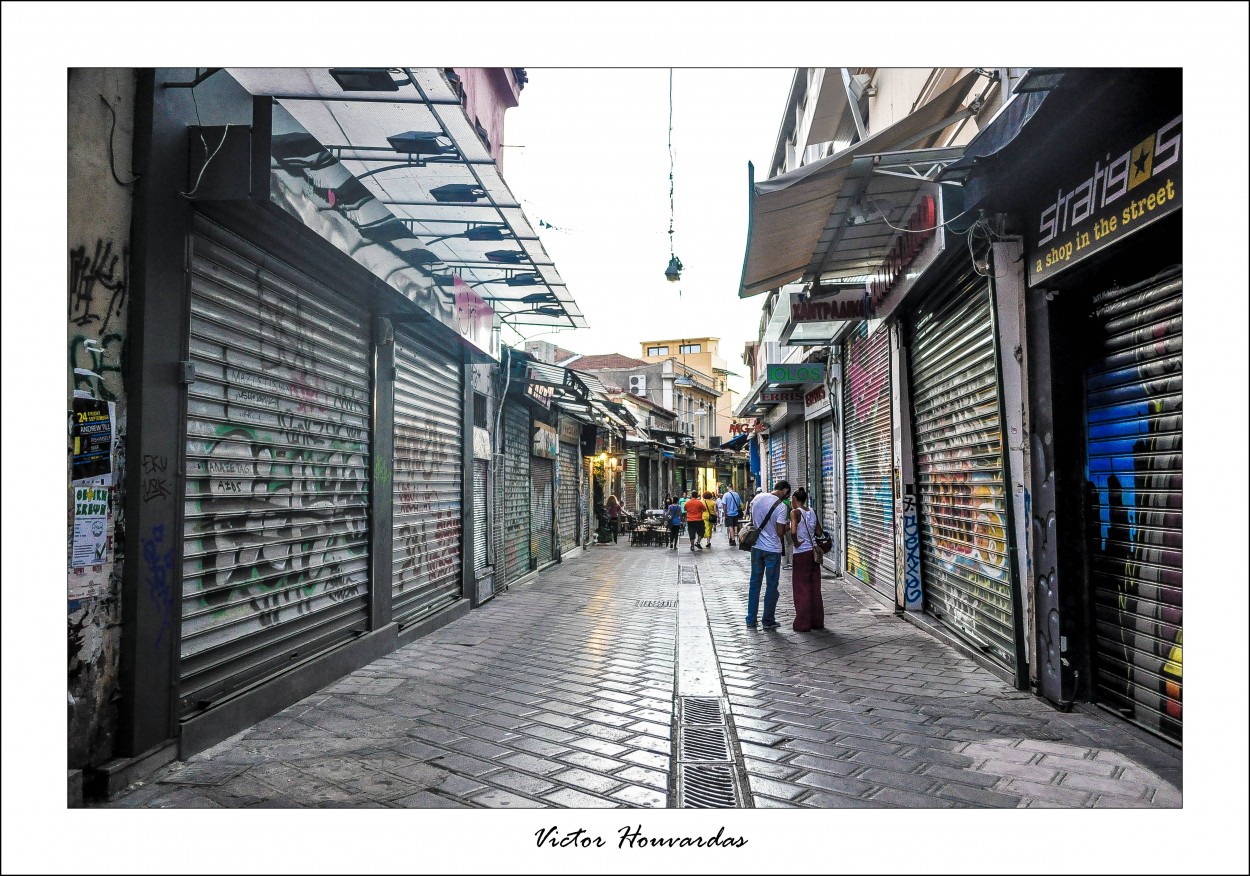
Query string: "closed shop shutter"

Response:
xmin=392 ymin=328 xmax=463 ymax=626
xmin=623 ymin=453 xmax=638 ymax=512
xmin=769 ymin=429 xmax=787 ymax=489
xmin=1085 ymin=268 xmax=1182 ymax=743
xmin=638 ymin=455 xmax=651 ymax=510
xmin=181 ymin=218 xmax=370 ymax=716
xmin=531 ymin=456 xmax=555 ymax=566
xmin=558 ymin=443 xmax=580 ymax=554
xmin=908 ymin=265 xmax=1015 ymax=668
xmin=472 ymin=460 xmax=488 ymax=575
xmin=787 ymin=422 xmax=806 ymax=491
xmin=843 ymin=322 xmax=895 ymax=599
xmin=499 ymin=401 xmax=530 ymax=589
xmin=584 ymin=455 xmax=594 ymax=545
xmin=820 ymin=415 xmax=836 ymax=532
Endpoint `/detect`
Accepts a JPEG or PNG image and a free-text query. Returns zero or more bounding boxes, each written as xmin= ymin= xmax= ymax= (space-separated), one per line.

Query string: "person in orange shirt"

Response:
xmin=684 ymin=489 xmax=707 ymax=551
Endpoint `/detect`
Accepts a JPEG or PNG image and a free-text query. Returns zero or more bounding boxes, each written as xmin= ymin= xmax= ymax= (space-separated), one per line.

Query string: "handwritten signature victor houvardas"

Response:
xmin=536 ymin=825 xmax=747 ymax=849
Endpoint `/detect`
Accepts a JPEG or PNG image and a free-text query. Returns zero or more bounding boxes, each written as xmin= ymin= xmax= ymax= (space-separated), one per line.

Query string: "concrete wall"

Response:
xmin=68 ymin=68 xmax=136 ymax=771
xmin=451 ymin=68 xmax=522 ymax=168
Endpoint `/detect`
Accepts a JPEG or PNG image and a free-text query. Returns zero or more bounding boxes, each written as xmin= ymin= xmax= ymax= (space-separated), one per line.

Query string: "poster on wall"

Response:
xmin=71 ymin=484 xmax=110 ymax=568
xmin=71 ymin=398 xmax=114 ymax=483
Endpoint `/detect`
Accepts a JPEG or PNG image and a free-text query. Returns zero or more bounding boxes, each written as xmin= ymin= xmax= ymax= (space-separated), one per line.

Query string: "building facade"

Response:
xmin=737 ymin=67 xmax=1182 ymax=746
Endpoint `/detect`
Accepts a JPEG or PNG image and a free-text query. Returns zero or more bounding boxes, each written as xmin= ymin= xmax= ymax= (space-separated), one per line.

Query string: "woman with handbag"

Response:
xmin=789 ymin=488 xmax=827 ymax=632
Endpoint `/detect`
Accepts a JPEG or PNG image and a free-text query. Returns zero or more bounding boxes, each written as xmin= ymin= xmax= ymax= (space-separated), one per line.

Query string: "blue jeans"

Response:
xmin=747 ymin=548 xmax=781 ymax=625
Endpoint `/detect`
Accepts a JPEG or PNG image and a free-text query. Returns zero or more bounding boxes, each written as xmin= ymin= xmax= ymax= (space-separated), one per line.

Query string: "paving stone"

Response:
xmin=1058 ymin=772 xmax=1152 ymax=799
xmin=870 ymin=786 xmax=955 ymax=808
xmin=1092 ymin=795 xmax=1159 ymax=808
xmin=486 ymin=769 xmax=557 ymax=796
xmin=610 ymin=785 xmax=667 ymax=807
xmin=800 ymin=790 xmax=888 ymax=808
xmin=620 ymin=749 xmax=669 ymax=770
xmin=1151 ymin=784 xmax=1183 ymax=807
xmin=788 ymin=754 xmax=863 ymax=777
xmin=1037 ymin=754 xmax=1119 ymax=777
xmin=614 ymin=765 xmax=669 ymax=790
xmin=792 ymin=771 xmax=873 ymax=797
xmin=566 ymin=737 xmax=629 ymax=757
xmin=471 ymin=788 xmax=545 ymax=808
xmin=551 ymin=767 xmax=624 ymax=794
xmin=506 ymin=736 xmax=573 ymax=758
xmin=858 ymin=767 xmax=938 ymax=793
xmin=579 ymin=724 xmax=637 ymax=742
xmin=754 ymin=795 xmax=800 ymax=808
xmin=1002 ymin=778 xmax=1092 ymax=807
xmin=975 ymin=759 xmax=1060 ymax=785
xmin=558 ymin=750 xmax=630 ymax=774
xmin=543 ymin=787 xmax=621 ymax=808
xmin=742 ymin=759 xmax=799 ymax=781
xmin=921 ymin=764 xmax=1003 ymax=789
xmin=429 ymin=753 xmax=501 ymax=778
xmin=935 ymin=783 xmax=1024 ymax=808
xmin=746 ymin=776 xmax=806 ymax=801
xmin=391 ymin=790 xmax=473 ymax=808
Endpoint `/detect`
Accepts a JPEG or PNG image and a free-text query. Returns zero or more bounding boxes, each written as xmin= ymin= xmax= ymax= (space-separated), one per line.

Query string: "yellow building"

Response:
xmin=639 ymin=337 xmax=740 ymax=445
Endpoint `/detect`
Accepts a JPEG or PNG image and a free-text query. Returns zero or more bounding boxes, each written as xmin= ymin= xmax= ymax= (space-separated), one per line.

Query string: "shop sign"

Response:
xmin=1027 ymin=113 xmax=1182 ymax=285
xmin=729 ymin=420 xmax=766 ymax=435
xmin=559 ymin=417 xmax=581 ymax=444
xmin=532 ymin=421 xmax=558 ymax=459
xmin=790 ymin=285 xmax=870 ymax=323
xmin=766 ymin=362 xmax=825 ymax=384
xmin=803 ymin=382 xmax=832 ymax=420
xmin=760 ymin=390 xmax=803 ymax=404
xmin=867 ymin=193 xmax=945 ymax=324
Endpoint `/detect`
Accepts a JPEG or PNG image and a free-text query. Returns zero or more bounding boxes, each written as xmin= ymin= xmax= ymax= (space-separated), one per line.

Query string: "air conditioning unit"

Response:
xmin=628 ymin=374 xmax=646 ymax=396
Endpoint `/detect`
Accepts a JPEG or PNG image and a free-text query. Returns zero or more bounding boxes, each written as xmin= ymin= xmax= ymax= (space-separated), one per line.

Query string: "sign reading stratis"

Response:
xmin=1027 ymin=113 xmax=1181 ymax=285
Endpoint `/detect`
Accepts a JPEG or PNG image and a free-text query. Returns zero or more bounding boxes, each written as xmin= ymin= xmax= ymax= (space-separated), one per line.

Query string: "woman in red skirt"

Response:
xmin=788 ymin=488 xmax=826 ymax=632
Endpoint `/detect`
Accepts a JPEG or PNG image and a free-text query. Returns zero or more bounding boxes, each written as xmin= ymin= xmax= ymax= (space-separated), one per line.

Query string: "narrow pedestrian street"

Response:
xmin=102 ymin=530 xmax=1181 ymax=810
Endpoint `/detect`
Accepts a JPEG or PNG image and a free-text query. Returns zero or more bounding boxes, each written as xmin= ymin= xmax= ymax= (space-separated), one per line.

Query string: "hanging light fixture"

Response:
xmin=664 ymin=68 xmax=683 ymax=283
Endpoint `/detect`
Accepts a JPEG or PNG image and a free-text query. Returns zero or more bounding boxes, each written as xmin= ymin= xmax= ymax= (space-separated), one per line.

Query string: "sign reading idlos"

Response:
xmin=766 ymin=363 xmax=825 ymax=385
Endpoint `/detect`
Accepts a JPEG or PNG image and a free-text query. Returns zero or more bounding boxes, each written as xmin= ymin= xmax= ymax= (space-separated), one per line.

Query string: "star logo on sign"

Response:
xmin=1128 ymin=134 xmax=1155 ymax=190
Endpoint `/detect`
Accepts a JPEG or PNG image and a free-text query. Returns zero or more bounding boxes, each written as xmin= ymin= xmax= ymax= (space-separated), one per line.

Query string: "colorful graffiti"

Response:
xmin=1085 ymin=272 xmax=1182 ymax=742
xmin=843 ymin=326 xmax=893 ymax=591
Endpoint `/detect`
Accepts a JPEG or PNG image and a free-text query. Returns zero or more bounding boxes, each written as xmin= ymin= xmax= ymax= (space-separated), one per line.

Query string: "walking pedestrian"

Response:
xmin=605 ymin=494 xmax=622 ymax=543
xmin=714 ymin=491 xmax=726 ymax=534
xmin=722 ymin=485 xmax=743 ymax=546
xmin=781 ymin=491 xmax=794 ymax=569
xmin=788 ymin=487 xmax=826 ymax=632
xmin=665 ymin=495 xmax=683 ymax=549
xmin=745 ymin=480 xmax=791 ymax=629
xmin=703 ymin=491 xmax=716 ymax=548
xmin=684 ymin=489 xmax=707 ymax=551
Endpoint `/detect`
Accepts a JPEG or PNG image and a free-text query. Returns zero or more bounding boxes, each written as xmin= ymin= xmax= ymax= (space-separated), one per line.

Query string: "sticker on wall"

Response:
xmin=71 ymin=398 xmax=114 ymax=484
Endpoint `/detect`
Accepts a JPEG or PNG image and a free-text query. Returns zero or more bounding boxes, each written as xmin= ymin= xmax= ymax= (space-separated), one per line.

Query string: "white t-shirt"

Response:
xmin=792 ymin=507 xmax=817 ymax=554
xmin=750 ymin=494 xmax=789 ymax=553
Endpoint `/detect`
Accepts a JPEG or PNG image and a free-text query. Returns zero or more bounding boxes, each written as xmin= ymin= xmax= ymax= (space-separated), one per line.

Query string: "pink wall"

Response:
xmin=450 ymin=68 xmax=523 ymax=168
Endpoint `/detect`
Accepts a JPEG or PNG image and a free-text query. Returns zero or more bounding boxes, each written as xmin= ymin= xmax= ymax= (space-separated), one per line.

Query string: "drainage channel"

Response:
xmin=669 ymin=565 xmax=751 ymax=808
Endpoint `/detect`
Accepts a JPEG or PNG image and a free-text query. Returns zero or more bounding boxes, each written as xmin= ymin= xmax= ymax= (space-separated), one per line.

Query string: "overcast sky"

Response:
xmin=501 ymin=68 xmax=794 ymax=397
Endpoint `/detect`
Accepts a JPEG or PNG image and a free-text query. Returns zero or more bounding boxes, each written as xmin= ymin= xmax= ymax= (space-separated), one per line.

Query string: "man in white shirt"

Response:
xmin=722 ymin=486 xmax=743 ymax=546
xmin=745 ymin=480 xmax=791 ymax=629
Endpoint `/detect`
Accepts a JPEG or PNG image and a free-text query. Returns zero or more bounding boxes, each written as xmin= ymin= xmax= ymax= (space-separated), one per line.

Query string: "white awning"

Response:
xmin=226 ymin=67 xmax=586 ymax=332
xmin=739 ymin=70 xmax=982 ymax=298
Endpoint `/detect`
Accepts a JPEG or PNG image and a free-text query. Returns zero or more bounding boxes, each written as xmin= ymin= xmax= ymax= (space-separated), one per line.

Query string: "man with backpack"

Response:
xmin=740 ymin=480 xmax=791 ymax=629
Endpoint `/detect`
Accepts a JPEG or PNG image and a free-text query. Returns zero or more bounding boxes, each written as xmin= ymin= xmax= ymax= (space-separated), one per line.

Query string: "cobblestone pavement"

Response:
xmin=101 ymin=531 xmax=1181 ymax=809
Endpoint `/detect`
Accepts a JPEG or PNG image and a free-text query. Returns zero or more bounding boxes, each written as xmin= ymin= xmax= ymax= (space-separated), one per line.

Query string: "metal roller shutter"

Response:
xmin=584 ymin=455 xmax=594 ymax=545
xmin=181 ymin=218 xmax=371 ymax=716
xmin=392 ymin=329 xmax=463 ymax=625
xmin=499 ymin=402 xmax=530 ymax=589
xmin=1085 ymin=268 xmax=1182 ymax=743
xmin=623 ymin=453 xmax=638 ymax=512
xmin=531 ymin=457 xmax=555 ymax=566
xmin=558 ymin=443 xmax=579 ymax=554
xmin=638 ymin=455 xmax=651 ymax=510
xmin=787 ymin=422 xmax=805 ymax=491
xmin=843 ymin=323 xmax=894 ymax=599
xmin=472 ymin=460 xmax=488 ymax=575
xmin=769 ymin=429 xmax=786 ymax=489
xmin=908 ymin=266 xmax=1015 ymax=668
xmin=820 ymin=415 xmax=836 ymax=536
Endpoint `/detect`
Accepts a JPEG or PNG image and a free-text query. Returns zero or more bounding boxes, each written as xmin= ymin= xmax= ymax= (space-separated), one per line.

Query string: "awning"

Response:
xmin=938 ymin=86 xmax=1054 ymax=187
xmin=226 ymin=68 xmax=587 ymax=334
xmin=739 ymin=70 xmax=983 ymax=298
xmin=720 ymin=433 xmax=751 ymax=452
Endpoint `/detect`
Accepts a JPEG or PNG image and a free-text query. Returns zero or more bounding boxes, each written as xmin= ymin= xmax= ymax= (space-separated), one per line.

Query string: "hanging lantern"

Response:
xmin=665 ymin=254 xmax=683 ymax=282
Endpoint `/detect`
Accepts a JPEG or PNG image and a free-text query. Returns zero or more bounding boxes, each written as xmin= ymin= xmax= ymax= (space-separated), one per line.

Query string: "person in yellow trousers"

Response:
xmin=703 ymin=491 xmax=716 ymax=548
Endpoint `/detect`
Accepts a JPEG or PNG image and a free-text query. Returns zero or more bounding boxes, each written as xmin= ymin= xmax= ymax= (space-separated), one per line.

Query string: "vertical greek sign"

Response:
xmin=902 ymin=493 xmax=922 ymax=611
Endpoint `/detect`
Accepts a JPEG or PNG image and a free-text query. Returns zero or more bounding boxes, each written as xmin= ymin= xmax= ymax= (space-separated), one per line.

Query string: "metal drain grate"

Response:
xmin=680 ymin=764 xmax=738 ymax=808
xmin=681 ymin=697 xmax=723 ymax=725
xmin=678 ymin=565 xmax=699 ymax=585
xmin=681 ymin=726 xmax=730 ymax=761
xmin=636 ymin=599 xmax=677 ymax=608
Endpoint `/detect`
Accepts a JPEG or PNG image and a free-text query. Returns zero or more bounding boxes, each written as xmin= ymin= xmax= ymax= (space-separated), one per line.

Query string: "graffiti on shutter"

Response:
xmin=531 ymin=456 xmax=554 ymax=566
xmin=181 ymin=219 xmax=370 ymax=715
xmin=1085 ymin=268 xmax=1182 ymax=743
xmin=499 ymin=402 xmax=530 ymax=589
xmin=843 ymin=323 xmax=894 ymax=599
xmin=908 ymin=266 xmax=1014 ymax=668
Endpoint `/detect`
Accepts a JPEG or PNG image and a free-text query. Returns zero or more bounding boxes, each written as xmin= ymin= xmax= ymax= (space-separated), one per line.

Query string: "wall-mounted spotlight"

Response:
xmin=430 ymin=183 xmax=487 ymax=203
xmin=504 ymin=273 xmax=541 ymax=287
xmin=329 ymin=68 xmax=402 ymax=92
xmin=485 ymin=250 xmax=526 ymax=264
xmin=386 ymin=130 xmax=456 ymax=157
xmin=462 ymin=224 xmax=511 ymax=241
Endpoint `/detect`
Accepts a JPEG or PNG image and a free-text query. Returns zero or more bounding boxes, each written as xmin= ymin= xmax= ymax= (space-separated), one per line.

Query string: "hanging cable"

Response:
xmin=99 ymin=94 xmax=139 ymax=186
xmin=668 ymin=68 xmax=676 ymax=258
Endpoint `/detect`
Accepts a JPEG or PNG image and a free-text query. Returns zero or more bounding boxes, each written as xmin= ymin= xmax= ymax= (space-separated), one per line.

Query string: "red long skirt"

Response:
xmin=791 ymin=550 xmax=825 ymax=632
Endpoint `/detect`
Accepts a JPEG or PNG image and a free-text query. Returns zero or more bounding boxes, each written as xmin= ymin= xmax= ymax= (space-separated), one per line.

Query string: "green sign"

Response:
xmin=766 ymin=363 xmax=825 ymax=385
